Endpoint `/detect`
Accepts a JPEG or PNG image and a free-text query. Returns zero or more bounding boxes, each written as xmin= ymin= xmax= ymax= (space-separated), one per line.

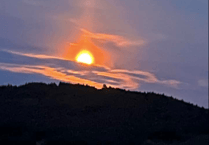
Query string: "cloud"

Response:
xmin=0 ymin=0 xmax=207 ymax=108
xmin=78 ymin=0 xmax=101 ymax=9
xmin=198 ymin=79 xmax=208 ymax=88
xmin=81 ymin=29 xmax=145 ymax=47
xmin=1 ymin=49 xmax=68 ymax=61
xmin=22 ymin=0 xmax=45 ymax=6
xmin=0 ymin=62 xmax=103 ymax=88
xmin=96 ymin=69 xmax=182 ymax=89
xmin=0 ymin=50 xmax=182 ymax=90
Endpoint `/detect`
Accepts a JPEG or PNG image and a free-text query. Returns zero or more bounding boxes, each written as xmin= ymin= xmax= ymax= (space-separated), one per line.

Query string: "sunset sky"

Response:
xmin=0 ymin=0 xmax=208 ymax=107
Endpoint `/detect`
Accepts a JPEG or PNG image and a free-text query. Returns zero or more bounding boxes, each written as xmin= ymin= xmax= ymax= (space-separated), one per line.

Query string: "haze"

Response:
xmin=0 ymin=0 xmax=208 ymax=107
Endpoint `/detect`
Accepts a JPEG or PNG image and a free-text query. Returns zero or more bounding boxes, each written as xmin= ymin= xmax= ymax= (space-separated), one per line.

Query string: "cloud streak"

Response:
xmin=198 ymin=79 xmax=208 ymax=88
xmin=2 ymin=49 xmax=68 ymax=61
xmin=81 ymin=29 xmax=145 ymax=47
xmin=0 ymin=50 xmax=181 ymax=90
xmin=22 ymin=0 xmax=44 ymax=6
xmin=0 ymin=63 xmax=103 ymax=88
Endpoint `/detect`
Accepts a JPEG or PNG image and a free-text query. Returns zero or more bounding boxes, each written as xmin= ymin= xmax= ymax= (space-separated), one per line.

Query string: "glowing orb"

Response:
xmin=76 ymin=50 xmax=94 ymax=65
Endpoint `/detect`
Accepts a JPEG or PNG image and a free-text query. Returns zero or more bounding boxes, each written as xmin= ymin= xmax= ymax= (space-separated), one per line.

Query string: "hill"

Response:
xmin=0 ymin=82 xmax=208 ymax=145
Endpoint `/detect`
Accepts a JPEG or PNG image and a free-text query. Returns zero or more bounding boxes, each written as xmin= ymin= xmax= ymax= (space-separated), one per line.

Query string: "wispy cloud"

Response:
xmin=81 ymin=29 xmax=145 ymax=47
xmin=0 ymin=50 xmax=181 ymax=90
xmin=0 ymin=63 xmax=103 ymax=88
xmin=198 ymin=79 xmax=208 ymax=88
xmin=22 ymin=0 xmax=44 ymax=6
xmin=2 ymin=49 xmax=69 ymax=61
xmin=94 ymin=69 xmax=182 ymax=89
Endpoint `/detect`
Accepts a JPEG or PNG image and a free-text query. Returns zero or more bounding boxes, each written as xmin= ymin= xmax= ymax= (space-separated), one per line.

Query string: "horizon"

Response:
xmin=0 ymin=81 xmax=207 ymax=109
xmin=0 ymin=0 xmax=208 ymax=108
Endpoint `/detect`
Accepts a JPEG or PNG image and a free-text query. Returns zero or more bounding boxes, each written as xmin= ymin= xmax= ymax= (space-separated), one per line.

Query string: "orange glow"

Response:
xmin=63 ymin=34 xmax=110 ymax=66
xmin=0 ymin=61 xmax=181 ymax=90
xmin=0 ymin=63 xmax=103 ymax=89
xmin=81 ymin=29 xmax=145 ymax=47
xmin=76 ymin=50 xmax=94 ymax=65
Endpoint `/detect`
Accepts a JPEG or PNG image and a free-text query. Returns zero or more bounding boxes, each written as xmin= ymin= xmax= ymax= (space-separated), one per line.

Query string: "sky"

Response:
xmin=0 ymin=0 xmax=208 ymax=107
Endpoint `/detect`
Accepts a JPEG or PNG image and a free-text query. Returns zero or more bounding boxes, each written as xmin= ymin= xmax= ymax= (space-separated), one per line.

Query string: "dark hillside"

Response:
xmin=0 ymin=82 xmax=208 ymax=145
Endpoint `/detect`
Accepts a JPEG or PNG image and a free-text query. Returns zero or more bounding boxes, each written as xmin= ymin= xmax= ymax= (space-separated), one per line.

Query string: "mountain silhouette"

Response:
xmin=0 ymin=82 xmax=208 ymax=145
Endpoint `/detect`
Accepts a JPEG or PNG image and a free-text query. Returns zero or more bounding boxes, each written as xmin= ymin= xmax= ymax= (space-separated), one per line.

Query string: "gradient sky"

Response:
xmin=0 ymin=0 xmax=208 ymax=107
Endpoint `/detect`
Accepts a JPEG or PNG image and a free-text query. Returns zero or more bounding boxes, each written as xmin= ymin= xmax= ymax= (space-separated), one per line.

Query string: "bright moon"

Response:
xmin=76 ymin=50 xmax=94 ymax=65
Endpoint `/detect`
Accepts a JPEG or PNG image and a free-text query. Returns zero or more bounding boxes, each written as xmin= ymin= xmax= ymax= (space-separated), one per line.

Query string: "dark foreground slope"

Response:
xmin=0 ymin=82 xmax=208 ymax=145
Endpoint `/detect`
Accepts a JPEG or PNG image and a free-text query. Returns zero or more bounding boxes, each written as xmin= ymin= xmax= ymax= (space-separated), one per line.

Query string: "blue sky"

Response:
xmin=0 ymin=0 xmax=208 ymax=107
